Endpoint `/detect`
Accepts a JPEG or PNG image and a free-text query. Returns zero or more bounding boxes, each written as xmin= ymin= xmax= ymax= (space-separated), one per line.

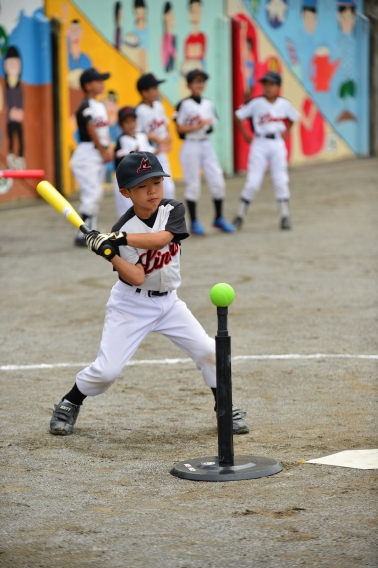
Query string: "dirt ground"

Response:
xmin=1 ymin=158 xmax=377 ymax=567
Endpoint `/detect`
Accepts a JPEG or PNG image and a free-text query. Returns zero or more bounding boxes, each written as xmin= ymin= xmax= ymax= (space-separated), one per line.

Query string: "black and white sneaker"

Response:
xmin=280 ymin=216 xmax=292 ymax=230
xmin=50 ymin=400 xmax=81 ymax=435
xmin=232 ymin=216 xmax=244 ymax=230
xmin=232 ymin=407 xmax=250 ymax=434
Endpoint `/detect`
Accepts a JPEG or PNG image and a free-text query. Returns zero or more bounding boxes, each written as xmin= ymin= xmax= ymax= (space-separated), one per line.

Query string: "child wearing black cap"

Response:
xmin=113 ymin=105 xmax=170 ymax=216
xmin=135 ymin=73 xmax=175 ymax=200
xmin=175 ymin=69 xmax=234 ymax=235
xmin=232 ymin=71 xmax=299 ymax=231
xmin=71 ymin=67 xmax=114 ymax=246
xmin=49 ymin=151 xmax=249 ymax=437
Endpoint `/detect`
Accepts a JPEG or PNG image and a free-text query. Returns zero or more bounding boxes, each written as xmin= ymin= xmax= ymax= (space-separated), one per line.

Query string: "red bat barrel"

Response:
xmin=0 ymin=170 xmax=45 ymax=179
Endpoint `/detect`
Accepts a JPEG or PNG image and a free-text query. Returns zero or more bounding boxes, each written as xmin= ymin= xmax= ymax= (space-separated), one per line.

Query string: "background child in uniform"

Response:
xmin=49 ymin=152 xmax=249 ymax=437
xmin=135 ymin=73 xmax=175 ymax=200
xmin=113 ymin=105 xmax=169 ymax=217
xmin=70 ymin=68 xmax=114 ymax=246
xmin=175 ymin=69 xmax=234 ymax=235
xmin=232 ymin=71 xmax=299 ymax=231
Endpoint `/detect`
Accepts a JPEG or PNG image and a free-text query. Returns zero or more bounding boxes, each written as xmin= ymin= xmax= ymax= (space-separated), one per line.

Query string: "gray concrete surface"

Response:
xmin=1 ymin=158 xmax=377 ymax=567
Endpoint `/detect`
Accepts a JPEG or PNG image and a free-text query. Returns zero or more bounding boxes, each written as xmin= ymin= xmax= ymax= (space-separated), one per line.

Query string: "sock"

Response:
xmin=237 ymin=199 xmax=250 ymax=219
xmin=63 ymin=383 xmax=87 ymax=406
xmin=186 ymin=200 xmax=197 ymax=223
xmin=211 ymin=387 xmax=217 ymax=411
xmin=278 ymin=200 xmax=289 ymax=218
xmin=213 ymin=199 xmax=222 ymax=220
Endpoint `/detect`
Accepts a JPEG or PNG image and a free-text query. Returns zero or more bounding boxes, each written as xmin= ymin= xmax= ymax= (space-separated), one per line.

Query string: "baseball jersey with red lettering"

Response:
xmin=136 ymin=101 xmax=169 ymax=148
xmin=235 ymin=96 xmax=299 ymax=136
xmin=111 ymin=199 xmax=189 ymax=292
xmin=175 ymin=96 xmax=217 ymax=140
xmin=76 ymin=97 xmax=110 ymax=147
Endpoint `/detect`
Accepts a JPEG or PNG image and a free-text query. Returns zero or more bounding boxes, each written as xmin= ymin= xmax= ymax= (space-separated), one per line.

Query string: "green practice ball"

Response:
xmin=209 ymin=283 xmax=235 ymax=307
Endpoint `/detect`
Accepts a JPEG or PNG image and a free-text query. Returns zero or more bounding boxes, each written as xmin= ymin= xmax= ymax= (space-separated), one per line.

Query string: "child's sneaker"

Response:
xmin=190 ymin=220 xmax=206 ymax=235
xmin=280 ymin=216 xmax=292 ymax=230
xmin=50 ymin=400 xmax=81 ymax=435
xmin=232 ymin=407 xmax=250 ymax=434
xmin=232 ymin=216 xmax=243 ymax=230
xmin=213 ymin=216 xmax=235 ymax=233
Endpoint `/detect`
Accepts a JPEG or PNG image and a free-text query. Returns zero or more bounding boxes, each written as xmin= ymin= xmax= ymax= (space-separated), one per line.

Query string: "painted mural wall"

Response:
xmin=45 ymin=0 xmax=233 ymax=194
xmin=0 ymin=1 xmax=54 ymax=203
xmin=227 ymin=0 xmax=369 ymax=171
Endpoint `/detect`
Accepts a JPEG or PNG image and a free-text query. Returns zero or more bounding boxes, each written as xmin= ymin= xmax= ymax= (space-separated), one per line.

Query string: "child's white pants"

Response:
xmin=70 ymin=142 xmax=106 ymax=217
xmin=241 ymin=137 xmax=290 ymax=202
xmin=180 ymin=139 xmax=225 ymax=202
xmin=76 ymin=281 xmax=216 ymax=396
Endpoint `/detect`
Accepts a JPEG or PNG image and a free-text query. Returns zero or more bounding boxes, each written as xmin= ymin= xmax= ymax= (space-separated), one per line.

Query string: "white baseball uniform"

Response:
xmin=175 ymin=96 xmax=225 ymax=202
xmin=113 ymin=131 xmax=155 ymax=217
xmin=70 ymin=97 xmax=110 ymax=230
xmin=76 ymin=199 xmax=216 ymax=397
xmin=235 ymin=96 xmax=299 ymax=202
xmin=136 ymin=101 xmax=175 ymax=199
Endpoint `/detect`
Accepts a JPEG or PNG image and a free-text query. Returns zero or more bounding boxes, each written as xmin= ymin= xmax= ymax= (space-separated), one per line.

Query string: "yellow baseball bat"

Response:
xmin=36 ymin=181 xmax=113 ymax=257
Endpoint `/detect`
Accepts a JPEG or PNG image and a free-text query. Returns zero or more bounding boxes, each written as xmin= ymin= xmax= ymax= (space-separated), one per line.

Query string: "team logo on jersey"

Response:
xmin=139 ymin=242 xmax=180 ymax=274
xmin=137 ymin=157 xmax=152 ymax=174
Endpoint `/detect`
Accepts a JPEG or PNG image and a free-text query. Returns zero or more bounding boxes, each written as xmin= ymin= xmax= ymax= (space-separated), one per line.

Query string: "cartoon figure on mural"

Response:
xmin=302 ymin=0 xmax=317 ymax=34
xmin=336 ymin=0 xmax=357 ymax=123
xmin=181 ymin=0 xmax=206 ymax=78
xmin=265 ymin=0 xmax=288 ymax=28
xmin=114 ymin=2 xmax=123 ymax=50
xmin=122 ymin=0 xmax=149 ymax=72
xmin=310 ymin=46 xmax=339 ymax=92
xmin=240 ymin=19 xmax=256 ymax=103
xmin=4 ymin=46 xmax=25 ymax=171
xmin=67 ymin=19 xmax=92 ymax=89
xmin=162 ymin=2 xmax=176 ymax=73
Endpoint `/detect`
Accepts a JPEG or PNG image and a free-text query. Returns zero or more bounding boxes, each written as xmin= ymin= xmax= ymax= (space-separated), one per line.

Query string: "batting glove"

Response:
xmin=85 ymin=231 xmax=117 ymax=261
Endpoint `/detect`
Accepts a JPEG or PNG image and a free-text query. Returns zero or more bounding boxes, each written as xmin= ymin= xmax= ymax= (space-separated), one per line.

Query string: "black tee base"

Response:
xmin=170 ymin=455 xmax=282 ymax=482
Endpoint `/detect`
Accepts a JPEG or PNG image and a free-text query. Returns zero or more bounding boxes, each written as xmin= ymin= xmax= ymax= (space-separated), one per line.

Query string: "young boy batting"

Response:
xmin=135 ymin=73 xmax=175 ymax=200
xmin=70 ymin=68 xmax=114 ymax=246
xmin=232 ymin=71 xmax=299 ymax=231
xmin=113 ymin=105 xmax=169 ymax=217
xmin=49 ymin=152 xmax=249 ymax=437
xmin=175 ymin=69 xmax=234 ymax=235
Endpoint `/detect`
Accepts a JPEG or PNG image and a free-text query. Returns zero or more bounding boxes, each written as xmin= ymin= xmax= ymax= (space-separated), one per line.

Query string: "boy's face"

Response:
xmin=188 ymin=78 xmax=206 ymax=97
xmin=4 ymin=57 xmax=21 ymax=77
xmin=302 ymin=9 xmax=317 ymax=34
xmin=262 ymin=81 xmax=280 ymax=99
xmin=338 ymin=8 xmax=356 ymax=35
xmin=120 ymin=177 xmax=164 ymax=217
xmin=141 ymin=86 xmax=159 ymax=104
xmin=84 ymin=80 xmax=105 ymax=96
xmin=120 ymin=115 xmax=137 ymax=136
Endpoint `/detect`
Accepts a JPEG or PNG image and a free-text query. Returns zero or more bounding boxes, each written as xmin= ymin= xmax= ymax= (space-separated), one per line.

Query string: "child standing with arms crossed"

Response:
xmin=175 ymin=69 xmax=234 ymax=235
xmin=232 ymin=71 xmax=299 ymax=231
xmin=135 ymin=73 xmax=175 ymax=200
xmin=49 ymin=152 xmax=249 ymax=437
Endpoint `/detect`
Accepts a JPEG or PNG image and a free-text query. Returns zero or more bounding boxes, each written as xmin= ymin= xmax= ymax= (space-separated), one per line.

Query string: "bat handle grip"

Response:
xmin=80 ymin=224 xmax=91 ymax=235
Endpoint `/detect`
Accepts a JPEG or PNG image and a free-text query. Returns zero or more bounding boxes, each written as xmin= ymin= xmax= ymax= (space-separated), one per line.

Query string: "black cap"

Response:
xmin=116 ymin=151 xmax=170 ymax=189
xmin=118 ymin=106 xmax=137 ymax=123
xmin=80 ymin=67 xmax=111 ymax=88
xmin=258 ymin=71 xmax=282 ymax=85
xmin=187 ymin=68 xmax=209 ymax=84
xmin=137 ymin=73 xmax=165 ymax=92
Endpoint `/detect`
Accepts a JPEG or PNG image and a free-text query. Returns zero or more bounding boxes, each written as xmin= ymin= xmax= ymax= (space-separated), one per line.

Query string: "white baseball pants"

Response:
xmin=70 ymin=142 xmax=106 ymax=218
xmin=114 ymin=177 xmax=133 ymax=218
xmin=241 ymin=137 xmax=290 ymax=202
xmin=180 ymin=139 xmax=226 ymax=202
xmin=76 ymin=281 xmax=216 ymax=396
xmin=156 ymin=151 xmax=175 ymax=199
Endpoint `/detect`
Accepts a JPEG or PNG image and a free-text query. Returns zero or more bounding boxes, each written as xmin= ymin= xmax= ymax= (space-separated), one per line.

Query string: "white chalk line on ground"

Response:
xmin=1 ymin=353 xmax=377 ymax=371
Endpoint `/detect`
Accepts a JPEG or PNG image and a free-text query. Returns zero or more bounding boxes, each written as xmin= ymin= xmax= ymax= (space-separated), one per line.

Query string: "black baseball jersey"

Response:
xmin=111 ymin=199 xmax=189 ymax=291
xmin=76 ymin=97 xmax=110 ymax=146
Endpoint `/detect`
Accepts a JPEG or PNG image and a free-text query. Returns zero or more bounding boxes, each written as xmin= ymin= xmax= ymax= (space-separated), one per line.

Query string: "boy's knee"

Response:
xmin=76 ymin=358 xmax=122 ymax=396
